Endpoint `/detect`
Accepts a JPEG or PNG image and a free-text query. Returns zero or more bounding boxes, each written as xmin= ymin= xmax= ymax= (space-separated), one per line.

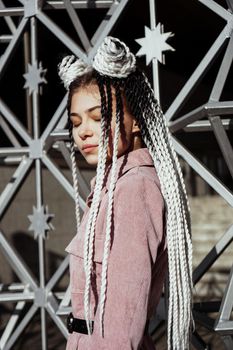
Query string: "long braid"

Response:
xmin=124 ymin=81 xmax=178 ymax=343
xmin=143 ymin=85 xmax=192 ymax=344
xmin=68 ymin=120 xmax=81 ymax=230
xmin=147 ymin=93 xmax=193 ymax=343
xmin=98 ymin=80 xmax=122 ymax=337
xmin=142 ymin=100 xmax=190 ymax=348
xmin=83 ymin=76 xmax=110 ymax=335
xmin=142 ymin=124 xmax=181 ymax=347
xmin=142 ymin=116 xmax=186 ymax=348
xmin=124 ymin=71 xmax=193 ymax=349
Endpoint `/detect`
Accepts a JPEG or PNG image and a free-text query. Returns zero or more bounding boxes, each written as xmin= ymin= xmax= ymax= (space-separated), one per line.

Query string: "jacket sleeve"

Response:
xmin=77 ymin=172 xmax=165 ymax=350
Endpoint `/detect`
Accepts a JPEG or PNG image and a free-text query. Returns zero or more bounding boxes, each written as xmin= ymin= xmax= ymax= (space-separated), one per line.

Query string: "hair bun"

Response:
xmin=58 ymin=55 xmax=92 ymax=89
xmin=93 ymin=36 xmax=136 ymax=78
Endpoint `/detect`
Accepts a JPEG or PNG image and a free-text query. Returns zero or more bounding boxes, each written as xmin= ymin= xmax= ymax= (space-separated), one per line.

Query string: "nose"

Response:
xmin=78 ymin=123 xmax=93 ymax=139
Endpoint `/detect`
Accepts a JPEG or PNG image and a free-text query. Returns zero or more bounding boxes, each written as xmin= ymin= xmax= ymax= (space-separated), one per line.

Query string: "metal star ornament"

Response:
xmin=135 ymin=24 xmax=175 ymax=65
xmin=28 ymin=205 xmax=54 ymax=239
xmin=23 ymin=61 xmax=47 ymax=95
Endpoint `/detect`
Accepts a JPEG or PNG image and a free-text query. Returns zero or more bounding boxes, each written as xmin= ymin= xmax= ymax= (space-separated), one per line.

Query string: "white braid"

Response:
xmin=93 ymin=36 xmax=136 ymax=78
xmin=136 ymin=72 xmax=193 ymax=348
xmin=58 ymin=55 xmax=92 ymax=90
xmin=138 ymin=98 xmax=193 ymax=349
xmin=141 ymin=130 xmax=191 ymax=349
xmin=98 ymin=89 xmax=121 ymax=336
xmin=83 ymin=114 xmax=110 ymax=335
xmin=70 ymin=140 xmax=81 ymax=230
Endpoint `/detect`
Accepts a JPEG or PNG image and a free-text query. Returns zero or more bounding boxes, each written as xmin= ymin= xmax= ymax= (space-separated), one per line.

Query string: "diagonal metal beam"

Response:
xmin=4 ymin=304 xmax=38 ymax=350
xmin=64 ymin=0 xmax=91 ymax=51
xmin=172 ymin=137 xmax=233 ymax=206
xmin=0 ymin=115 xmax=21 ymax=147
xmin=0 ymin=157 xmax=33 ymax=218
xmin=88 ymin=0 xmax=130 ymax=61
xmin=36 ymin=11 xmax=87 ymax=61
xmin=41 ymin=154 xmax=86 ymax=210
xmin=0 ymin=299 xmax=26 ymax=349
xmin=58 ymin=284 xmax=71 ymax=311
xmin=193 ymin=224 xmax=233 ymax=284
xmin=41 ymin=94 xmax=67 ymax=144
xmin=46 ymin=255 xmax=69 ymax=292
xmin=0 ymin=17 xmax=28 ymax=78
xmin=0 ymin=230 xmax=38 ymax=290
xmin=46 ymin=298 xmax=68 ymax=338
xmin=91 ymin=0 xmax=119 ymax=45
xmin=198 ymin=0 xmax=232 ymax=21
xmin=165 ymin=25 xmax=228 ymax=121
xmin=58 ymin=141 xmax=90 ymax=196
xmin=210 ymin=116 xmax=233 ymax=178
xmin=0 ymin=0 xmax=17 ymax=33
xmin=210 ymin=34 xmax=233 ymax=102
xmin=55 ymin=110 xmax=68 ymax=130
xmin=216 ymin=264 xmax=233 ymax=323
xmin=226 ymin=0 xmax=233 ymax=12
xmin=0 ymin=99 xmax=32 ymax=145
xmin=169 ymin=104 xmax=206 ymax=133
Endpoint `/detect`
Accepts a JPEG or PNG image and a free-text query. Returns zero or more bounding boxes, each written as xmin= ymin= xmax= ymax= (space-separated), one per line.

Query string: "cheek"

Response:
xmin=111 ymin=115 xmax=133 ymax=142
xmin=72 ymin=128 xmax=81 ymax=148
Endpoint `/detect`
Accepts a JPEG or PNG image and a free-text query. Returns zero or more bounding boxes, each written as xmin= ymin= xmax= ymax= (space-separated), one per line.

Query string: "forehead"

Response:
xmin=71 ymin=85 xmax=101 ymax=112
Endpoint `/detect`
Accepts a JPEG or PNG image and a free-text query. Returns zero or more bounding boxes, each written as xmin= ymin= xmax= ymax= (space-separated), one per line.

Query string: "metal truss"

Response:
xmin=163 ymin=0 xmax=233 ymax=348
xmin=0 ymin=0 xmax=233 ymax=349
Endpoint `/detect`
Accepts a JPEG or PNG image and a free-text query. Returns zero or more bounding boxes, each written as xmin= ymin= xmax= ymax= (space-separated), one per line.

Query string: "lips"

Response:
xmin=82 ymin=144 xmax=98 ymax=150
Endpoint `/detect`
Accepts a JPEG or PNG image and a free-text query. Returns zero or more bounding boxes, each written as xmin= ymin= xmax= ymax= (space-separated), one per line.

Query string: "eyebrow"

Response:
xmin=70 ymin=105 xmax=101 ymax=118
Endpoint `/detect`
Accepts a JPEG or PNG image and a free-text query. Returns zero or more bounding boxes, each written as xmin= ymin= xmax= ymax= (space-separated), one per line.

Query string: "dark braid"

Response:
xmin=114 ymin=80 xmax=124 ymax=140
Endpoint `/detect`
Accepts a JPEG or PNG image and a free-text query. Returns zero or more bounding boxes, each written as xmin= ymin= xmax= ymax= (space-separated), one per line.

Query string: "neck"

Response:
xmin=130 ymin=132 xmax=146 ymax=151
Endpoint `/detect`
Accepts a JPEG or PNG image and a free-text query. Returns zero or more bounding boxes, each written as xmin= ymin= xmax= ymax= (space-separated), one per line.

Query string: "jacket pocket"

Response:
xmin=66 ymin=235 xmax=104 ymax=263
xmin=69 ymin=236 xmax=104 ymax=294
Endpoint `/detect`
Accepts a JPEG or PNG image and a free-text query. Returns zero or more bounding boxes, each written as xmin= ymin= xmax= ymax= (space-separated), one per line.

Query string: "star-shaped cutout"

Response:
xmin=23 ymin=61 xmax=47 ymax=95
xmin=135 ymin=24 xmax=175 ymax=65
xmin=28 ymin=205 xmax=54 ymax=239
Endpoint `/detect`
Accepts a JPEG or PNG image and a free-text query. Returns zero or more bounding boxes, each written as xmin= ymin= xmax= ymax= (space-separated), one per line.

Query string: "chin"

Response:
xmin=83 ymin=154 xmax=99 ymax=166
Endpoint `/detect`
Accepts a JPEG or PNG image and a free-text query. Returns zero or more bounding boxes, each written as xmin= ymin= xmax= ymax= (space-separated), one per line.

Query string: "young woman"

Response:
xmin=58 ymin=36 xmax=194 ymax=350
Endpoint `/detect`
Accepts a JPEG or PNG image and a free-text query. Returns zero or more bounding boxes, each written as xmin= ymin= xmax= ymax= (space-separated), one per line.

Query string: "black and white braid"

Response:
xmin=83 ymin=75 xmax=111 ymax=335
xmin=124 ymin=71 xmax=193 ymax=349
xmin=98 ymin=80 xmax=123 ymax=337
xmin=68 ymin=121 xmax=81 ymax=230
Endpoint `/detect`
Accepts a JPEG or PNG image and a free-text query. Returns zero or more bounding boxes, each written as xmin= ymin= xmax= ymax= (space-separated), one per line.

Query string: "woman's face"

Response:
xmin=70 ymin=84 xmax=141 ymax=165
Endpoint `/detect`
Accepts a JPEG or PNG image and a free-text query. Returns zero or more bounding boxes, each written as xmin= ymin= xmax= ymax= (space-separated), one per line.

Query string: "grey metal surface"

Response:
xmin=0 ymin=0 xmax=233 ymax=349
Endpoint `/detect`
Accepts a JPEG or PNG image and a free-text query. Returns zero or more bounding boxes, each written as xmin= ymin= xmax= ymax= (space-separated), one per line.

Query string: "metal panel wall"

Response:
xmin=0 ymin=1 xmax=233 ymax=349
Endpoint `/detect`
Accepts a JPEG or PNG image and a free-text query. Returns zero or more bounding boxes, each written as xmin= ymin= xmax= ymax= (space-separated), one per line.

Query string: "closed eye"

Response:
xmin=72 ymin=123 xmax=80 ymax=128
xmin=72 ymin=117 xmax=101 ymax=128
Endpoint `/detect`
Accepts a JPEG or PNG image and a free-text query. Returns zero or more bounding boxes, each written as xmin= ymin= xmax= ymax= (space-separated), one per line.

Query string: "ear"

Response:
xmin=132 ymin=119 xmax=140 ymax=133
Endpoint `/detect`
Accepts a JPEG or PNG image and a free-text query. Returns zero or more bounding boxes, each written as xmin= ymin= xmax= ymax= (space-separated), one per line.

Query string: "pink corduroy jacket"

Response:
xmin=65 ymin=147 xmax=168 ymax=350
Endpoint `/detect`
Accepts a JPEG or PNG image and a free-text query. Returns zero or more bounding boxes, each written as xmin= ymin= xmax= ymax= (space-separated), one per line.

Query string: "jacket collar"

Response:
xmin=89 ymin=147 xmax=154 ymax=193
